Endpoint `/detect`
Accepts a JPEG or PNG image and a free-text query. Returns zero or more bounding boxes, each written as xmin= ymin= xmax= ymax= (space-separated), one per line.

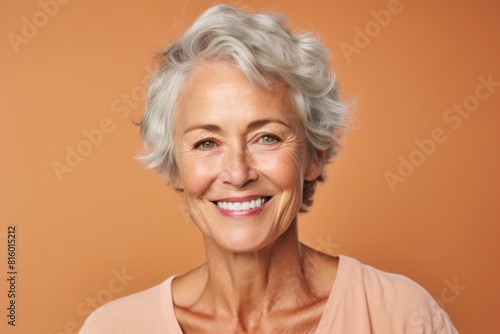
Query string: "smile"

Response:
xmin=215 ymin=197 xmax=271 ymax=211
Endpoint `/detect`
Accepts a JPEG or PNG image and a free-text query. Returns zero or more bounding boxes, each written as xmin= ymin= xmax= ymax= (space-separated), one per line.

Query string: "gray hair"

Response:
xmin=137 ymin=4 xmax=348 ymax=211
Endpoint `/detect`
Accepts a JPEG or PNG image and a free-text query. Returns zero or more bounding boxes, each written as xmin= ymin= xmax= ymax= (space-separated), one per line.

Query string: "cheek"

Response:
xmin=253 ymin=148 xmax=306 ymax=189
xmin=178 ymin=154 xmax=222 ymax=197
xmin=177 ymin=144 xmax=308 ymax=196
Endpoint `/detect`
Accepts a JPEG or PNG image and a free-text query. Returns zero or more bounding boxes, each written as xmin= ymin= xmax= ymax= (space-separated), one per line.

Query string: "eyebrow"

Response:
xmin=183 ymin=118 xmax=293 ymax=134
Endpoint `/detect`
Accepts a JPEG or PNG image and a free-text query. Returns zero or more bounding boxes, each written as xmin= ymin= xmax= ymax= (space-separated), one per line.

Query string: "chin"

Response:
xmin=209 ymin=224 xmax=289 ymax=254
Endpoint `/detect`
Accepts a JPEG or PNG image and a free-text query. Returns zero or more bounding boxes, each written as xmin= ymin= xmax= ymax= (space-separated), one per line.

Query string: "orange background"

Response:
xmin=1 ymin=0 xmax=499 ymax=333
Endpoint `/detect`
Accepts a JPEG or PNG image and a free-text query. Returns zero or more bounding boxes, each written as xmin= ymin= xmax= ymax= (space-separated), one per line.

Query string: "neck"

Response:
xmin=201 ymin=220 xmax=314 ymax=318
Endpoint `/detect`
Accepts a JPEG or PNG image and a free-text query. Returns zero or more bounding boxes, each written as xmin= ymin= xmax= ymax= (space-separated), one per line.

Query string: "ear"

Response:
xmin=169 ymin=170 xmax=184 ymax=191
xmin=304 ymin=149 xmax=327 ymax=181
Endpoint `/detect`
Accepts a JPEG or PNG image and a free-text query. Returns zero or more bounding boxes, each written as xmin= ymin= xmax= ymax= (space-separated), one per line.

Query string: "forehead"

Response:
xmin=176 ymin=62 xmax=298 ymax=126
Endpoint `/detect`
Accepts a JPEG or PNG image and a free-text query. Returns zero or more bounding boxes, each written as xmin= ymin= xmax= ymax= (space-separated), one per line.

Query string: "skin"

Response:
xmin=171 ymin=62 xmax=339 ymax=333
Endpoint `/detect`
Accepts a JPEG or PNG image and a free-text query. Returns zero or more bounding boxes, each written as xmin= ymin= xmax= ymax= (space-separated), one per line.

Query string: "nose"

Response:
xmin=219 ymin=144 xmax=258 ymax=188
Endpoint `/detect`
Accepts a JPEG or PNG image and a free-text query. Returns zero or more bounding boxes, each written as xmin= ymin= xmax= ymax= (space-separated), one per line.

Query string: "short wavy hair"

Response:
xmin=137 ymin=4 xmax=348 ymax=211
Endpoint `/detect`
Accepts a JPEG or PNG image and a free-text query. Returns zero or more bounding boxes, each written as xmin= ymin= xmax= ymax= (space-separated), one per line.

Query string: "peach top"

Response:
xmin=79 ymin=255 xmax=458 ymax=333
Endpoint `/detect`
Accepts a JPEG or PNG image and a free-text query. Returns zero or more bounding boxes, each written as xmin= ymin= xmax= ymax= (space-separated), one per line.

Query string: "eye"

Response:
xmin=196 ymin=140 xmax=216 ymax=149
xmin=259 ymin=134 xmax=279 ymax=144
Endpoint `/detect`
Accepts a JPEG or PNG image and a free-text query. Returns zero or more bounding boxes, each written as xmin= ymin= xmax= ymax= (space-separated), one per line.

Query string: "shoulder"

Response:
xmin=79 ymin=277 xmax=173 ymax=334
xmin=344 ymin=256 xmax=432 ymax=301
xmin=337 ymin=256 xmax=458 ymax=333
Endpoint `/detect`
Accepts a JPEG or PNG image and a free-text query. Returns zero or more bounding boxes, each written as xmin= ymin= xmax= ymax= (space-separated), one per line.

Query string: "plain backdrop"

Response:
xmin=1 ymin=0 xmax=499 ymax=333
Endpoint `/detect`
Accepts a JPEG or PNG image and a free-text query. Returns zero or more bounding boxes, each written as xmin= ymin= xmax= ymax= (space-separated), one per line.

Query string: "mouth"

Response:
xmin=213 ymin=196 xmax=272 ymax=212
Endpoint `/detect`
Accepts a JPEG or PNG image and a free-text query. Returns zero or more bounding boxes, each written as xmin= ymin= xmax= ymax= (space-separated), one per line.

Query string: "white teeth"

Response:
xmin=216 ymin=197 xmax=269 ymax=211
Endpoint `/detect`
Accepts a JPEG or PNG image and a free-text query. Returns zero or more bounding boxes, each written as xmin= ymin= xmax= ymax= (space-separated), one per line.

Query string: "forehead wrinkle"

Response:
xmin=179 ymin=63 xmax=286 ymax=108
xmin=175 ymin=63 xmax=301 ymax=137
xmin=179 ymin=88 xmax=290 ymax=131
xmin=183 ymin=118 xmax=293 ymax=135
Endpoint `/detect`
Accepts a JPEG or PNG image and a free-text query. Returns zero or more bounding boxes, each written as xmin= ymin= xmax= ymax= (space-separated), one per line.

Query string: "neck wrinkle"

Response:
xmin=200 ymin=220 xmax=310 ymax=319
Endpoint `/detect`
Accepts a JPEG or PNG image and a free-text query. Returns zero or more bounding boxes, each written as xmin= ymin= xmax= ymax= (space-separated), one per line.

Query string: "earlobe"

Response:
xmin=304 ymin=150 xmax=326 ymax=181
xmin=169 ymin=171 xmax=184 ymax=191
xmin=304 ymin=161 xmax=322 ymax=181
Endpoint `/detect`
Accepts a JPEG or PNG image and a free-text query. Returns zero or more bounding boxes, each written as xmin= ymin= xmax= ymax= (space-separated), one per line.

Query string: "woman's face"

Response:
xmin=173 ymin=62 xmax=321 ymax=253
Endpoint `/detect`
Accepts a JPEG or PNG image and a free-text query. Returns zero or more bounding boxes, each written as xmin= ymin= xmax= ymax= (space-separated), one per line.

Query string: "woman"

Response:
xmin=80 ymin=4 xmax=458 ymax=333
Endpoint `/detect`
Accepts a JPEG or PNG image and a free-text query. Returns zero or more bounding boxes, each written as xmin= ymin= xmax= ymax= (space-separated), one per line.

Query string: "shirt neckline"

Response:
xmin=314 ymin=254 xmax=353 ymax=333
xmin=160 ymin=255 xmax=353 ymax=333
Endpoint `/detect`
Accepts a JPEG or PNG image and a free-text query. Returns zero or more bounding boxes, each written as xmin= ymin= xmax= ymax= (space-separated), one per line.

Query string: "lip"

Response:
xmin=213 ymin=195 xmax=269 ymax=202
xmin=212 ymin=196 xmax=272 ymax=217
